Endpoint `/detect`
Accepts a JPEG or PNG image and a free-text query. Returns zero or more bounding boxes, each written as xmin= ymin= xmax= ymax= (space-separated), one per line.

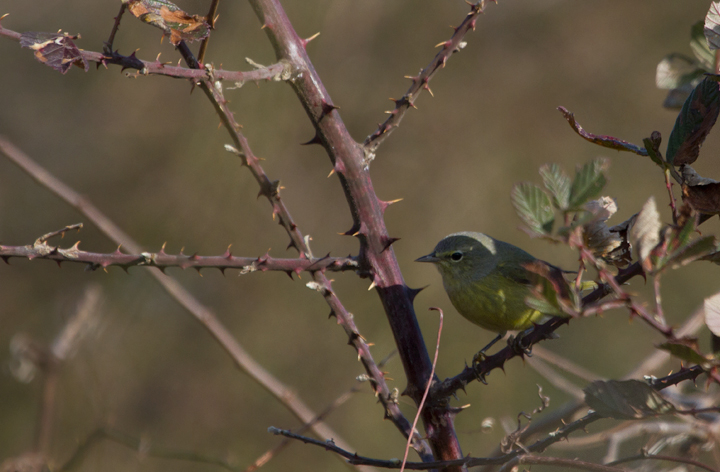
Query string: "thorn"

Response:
xmin=333 ymin=160 xmax=345 ymax=175
xmin=114 ymin=245 xmax=124 ymax=254
xmin=302 ymin=31 xmax=320 ymax=48
xmin=382 ymin=237 xmax=400 ymax=252
xmin=285 ymin=270 xmax=293 ymax=280
xmin=301 ymin=133 xmax=322 ymax=146
xmin=368 ymin=280 xmax=376 ymax=291
xmin=379 ymin=198 xmax=403 ymax=213
xmin=159 ymin=242 xmax=167 ymax=255
xmin=340 ymin=224 xmax=360 ymax=236
xmin=423 ymin=82 xmax=434 ymax=97
xmin=328 ymin=310 xmax=336 ymax=319
xmin=434 ymin=40 xmax=450 ymax=49
xmin=406 ymin=286 xmax=426 ymax=303
xmin=261 ymin=23 xmax=268 ymax=29
xmin=327 ymin=168 xmax=335 ymax=178
xmin=1 ymin=256 xmax=9 ymax=265
xmin=223 ymin=245 xmax=233 ymax=260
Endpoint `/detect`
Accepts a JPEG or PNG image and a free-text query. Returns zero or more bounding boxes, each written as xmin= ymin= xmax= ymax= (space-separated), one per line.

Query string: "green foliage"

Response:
xmin=511 ymin=182 xmax=554 ymax=236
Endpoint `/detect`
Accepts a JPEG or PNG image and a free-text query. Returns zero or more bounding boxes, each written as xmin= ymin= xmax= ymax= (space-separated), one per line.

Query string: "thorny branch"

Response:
xmin=270 ymin=366 xmax=706 ymax=470
xmin=363 ymin=0 xmax=495 ymax=163
xmin=171 ymin=32 xmax=432 ymax=458
xmin=0 ymin=136 xmax=359 ymax=465
xmin=0 ymin=241 xmax=359 ymax=275
xmin=0 ymin=23 xmax=290 ymax=84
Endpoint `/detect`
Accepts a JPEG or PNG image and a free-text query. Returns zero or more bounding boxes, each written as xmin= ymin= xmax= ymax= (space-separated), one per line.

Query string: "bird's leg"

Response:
xmin=508 ymin=327 xmax=536 ymax=357
xmin=472 ymin=332 xmax=506 ymax=383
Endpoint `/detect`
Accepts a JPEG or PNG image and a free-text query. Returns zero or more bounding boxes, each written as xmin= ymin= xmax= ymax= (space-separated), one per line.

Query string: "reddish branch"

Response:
xmin=245 ymin=0 xmax=488 ymax=464
xmin=0 ymin=22 xmax=288 ymax=83
xmin=0 ymin=242 xmax=358 ymax=275
xmin=172 ymin=29 xmax=436 ymax=459
xmin=363 ymin=1 xmax=495 ymax=160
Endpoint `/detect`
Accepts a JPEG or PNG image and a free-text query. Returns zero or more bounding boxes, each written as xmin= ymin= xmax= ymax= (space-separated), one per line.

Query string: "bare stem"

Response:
xmin=0 ymin=136 xmax=356 ymax=461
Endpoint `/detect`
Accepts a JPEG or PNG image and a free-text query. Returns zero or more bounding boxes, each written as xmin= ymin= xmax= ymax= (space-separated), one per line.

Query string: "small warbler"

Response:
xmin=416 ymin=231 xmax=567 ymax=355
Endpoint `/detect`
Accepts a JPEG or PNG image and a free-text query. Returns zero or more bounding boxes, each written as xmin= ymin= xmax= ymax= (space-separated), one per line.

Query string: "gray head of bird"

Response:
xmin=415 ymin=232 xmax=503 ymax=281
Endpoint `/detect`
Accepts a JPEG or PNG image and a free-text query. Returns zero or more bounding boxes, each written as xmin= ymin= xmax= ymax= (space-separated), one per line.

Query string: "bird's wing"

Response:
xmin=495 ymin=259 xmax=536 ymax=287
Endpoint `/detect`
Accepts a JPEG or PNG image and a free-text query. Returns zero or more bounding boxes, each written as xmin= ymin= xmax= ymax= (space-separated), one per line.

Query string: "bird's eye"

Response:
xmin=450 ymin=252 xmax=463 ymax=262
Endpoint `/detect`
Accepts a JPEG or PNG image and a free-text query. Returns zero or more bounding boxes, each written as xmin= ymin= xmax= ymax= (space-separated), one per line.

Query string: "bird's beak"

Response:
xmin=415 ymin=252 xmax=439 ymax=263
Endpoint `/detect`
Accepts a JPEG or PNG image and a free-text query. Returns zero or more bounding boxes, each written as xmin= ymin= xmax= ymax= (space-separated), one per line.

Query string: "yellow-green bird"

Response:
xmin=416 ymin=231 xmax=564 ymax=354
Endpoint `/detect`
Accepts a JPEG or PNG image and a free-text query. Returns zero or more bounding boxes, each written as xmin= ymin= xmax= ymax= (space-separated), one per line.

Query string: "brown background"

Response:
xmin=1 ymin=1 xmax=718 ymax=471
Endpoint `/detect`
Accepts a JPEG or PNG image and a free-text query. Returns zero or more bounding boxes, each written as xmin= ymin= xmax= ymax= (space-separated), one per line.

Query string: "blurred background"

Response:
xmin=1 ymin=1 xmax=719 ymax=470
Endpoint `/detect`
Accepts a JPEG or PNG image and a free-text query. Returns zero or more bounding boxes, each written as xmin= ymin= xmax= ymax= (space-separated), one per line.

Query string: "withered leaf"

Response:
xmin=630 ymin=197 xmax=661 ymax=264
xmin=123 ymin=0 xmax=210 ymax=46
xmin=584 ymin=379 xmax=676 ymax=420
xmin=681 ymin=165 xmax=720 ymax=215
xmin=19 ymin=32 xmax=89 ymax=74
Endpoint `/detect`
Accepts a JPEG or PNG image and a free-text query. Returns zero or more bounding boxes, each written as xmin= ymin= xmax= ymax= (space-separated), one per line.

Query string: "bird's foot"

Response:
xmin=470 ymin=332 xmax=505 ymax=384
xmin=471 ymin=354 xmax=488 ymax=385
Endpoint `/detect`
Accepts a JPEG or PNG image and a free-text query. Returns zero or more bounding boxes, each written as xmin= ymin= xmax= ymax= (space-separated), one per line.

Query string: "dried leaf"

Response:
xmin=584 ymin=379 xmax=676 ymax=420
xmin=630 ymin=197 xmax=660 ymax=264
xmin=511 ymin=183 xmax=554 ymax=236
xmin=583 ymin=197 xmax=631 ymax=266
xmin=681 ymin=165 xmax=720 ymax=215
xmin=666 ymin=76 xmax=720 ymax=166
xmin=123 ymin=0 xmax=210 ymax=46
xmin=557 ymin=107 xmax=648 ymax=156
xmin=19 ymin=32 xmax=89 ymax=74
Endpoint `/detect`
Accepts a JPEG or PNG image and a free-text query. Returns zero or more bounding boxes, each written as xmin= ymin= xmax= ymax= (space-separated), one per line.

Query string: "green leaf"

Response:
xmin=511 ymin=183 xmax=554 ymax=236
xmin=691 ymin=21 xmax=714 ymax=70
xmin=666 ymin=76 xmax=720 ymax=166
xmin=642 ymin=134 xmax=666 ymax=169
xmin=584 ymin=380 xmax=676 ymax=420
xmin=568 ymin=158 xmax=608 ymax=209
xmin=658 ymin=339 xmax=710 ymax=366
xmin=539 ymin=164 xmax=571 ymax=210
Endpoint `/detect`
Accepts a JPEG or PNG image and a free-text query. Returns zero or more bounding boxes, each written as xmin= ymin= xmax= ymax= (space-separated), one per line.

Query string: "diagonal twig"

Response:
xmin=0 ymin=136 xmax=358 ymax=466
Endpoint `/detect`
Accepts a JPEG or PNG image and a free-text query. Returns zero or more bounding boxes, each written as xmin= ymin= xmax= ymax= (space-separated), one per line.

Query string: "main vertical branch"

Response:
xmin=246 ymin=0 xmax=464 ymax=466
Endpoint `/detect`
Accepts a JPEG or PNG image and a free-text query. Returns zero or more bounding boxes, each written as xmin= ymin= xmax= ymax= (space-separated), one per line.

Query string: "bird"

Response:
xmin=416 ymin=231 xmax=569 ymax=359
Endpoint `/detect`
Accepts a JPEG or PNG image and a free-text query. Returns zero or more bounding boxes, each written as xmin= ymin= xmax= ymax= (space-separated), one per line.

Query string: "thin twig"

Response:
xmin=59 ymin=427 xmax=241 ymax=472
xmin=363 ymin=1 xmax=493 ymax=160
xmin=607 ymin=452 xmax=718 ymax=472
xmin=0 ymin=136 xmax=357 ymax=462
xmin=498 ymin=455 xmax=627 ymax=472
xmin=197 ymin=0 xmax=221 ymax=64
xmin=401 ymin=308 xmax=443 ymax=472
